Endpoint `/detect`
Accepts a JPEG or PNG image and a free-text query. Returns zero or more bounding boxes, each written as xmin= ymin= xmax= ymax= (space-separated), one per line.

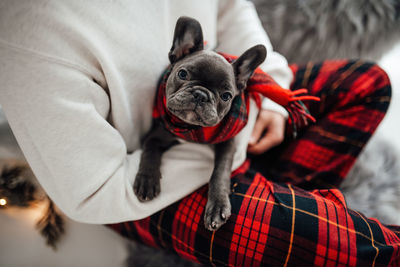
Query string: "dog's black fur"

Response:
xmin=133 ymin=17 xmax=266 ymax=231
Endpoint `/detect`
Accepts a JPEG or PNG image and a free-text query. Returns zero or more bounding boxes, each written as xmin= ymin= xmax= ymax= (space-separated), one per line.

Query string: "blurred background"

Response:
xmin=1 ymin=0 xmax=400 ymax=266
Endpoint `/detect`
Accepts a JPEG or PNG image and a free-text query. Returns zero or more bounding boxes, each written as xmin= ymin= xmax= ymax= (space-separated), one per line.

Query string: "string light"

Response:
xmin=0 ymin=198 xmax=7 ymax=206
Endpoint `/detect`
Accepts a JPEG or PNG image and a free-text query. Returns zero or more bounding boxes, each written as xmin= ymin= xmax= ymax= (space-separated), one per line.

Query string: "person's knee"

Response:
xmin=364 ymin=62 xmax=391 ymax=96
xmin=356 ymin=61 xmax=392 ymax=111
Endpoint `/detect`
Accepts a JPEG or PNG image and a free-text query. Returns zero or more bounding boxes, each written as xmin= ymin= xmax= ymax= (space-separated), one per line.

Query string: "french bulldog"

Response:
xmin=134 ymin=16 xmax=266 ymax=231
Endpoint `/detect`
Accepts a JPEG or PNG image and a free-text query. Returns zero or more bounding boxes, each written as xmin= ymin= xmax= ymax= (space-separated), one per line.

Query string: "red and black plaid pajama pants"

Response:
xmin=108 ymin=60 xmax=400 ymax=266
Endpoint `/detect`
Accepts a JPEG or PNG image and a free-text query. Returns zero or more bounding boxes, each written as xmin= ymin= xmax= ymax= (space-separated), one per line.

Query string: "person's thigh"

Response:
xmin=108 ymin=162 xmax=400 ymax=266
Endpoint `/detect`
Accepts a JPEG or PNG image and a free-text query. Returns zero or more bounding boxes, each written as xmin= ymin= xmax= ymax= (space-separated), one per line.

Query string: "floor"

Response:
xmin=0 ymin=43 xmax=399 ymax=267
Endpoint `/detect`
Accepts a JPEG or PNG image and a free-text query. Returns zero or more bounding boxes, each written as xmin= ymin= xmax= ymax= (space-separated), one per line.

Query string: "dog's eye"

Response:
xmin=177 ymin=69 xmax=188 ymax=80
xmin=220 ymin=92 xmax=232 ymax=101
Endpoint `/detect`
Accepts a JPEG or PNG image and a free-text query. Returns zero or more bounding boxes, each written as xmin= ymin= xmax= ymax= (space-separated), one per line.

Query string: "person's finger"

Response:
xmin=248 ymin=110 xmax=285 ymax=154
xmin=247 ymin=129 xmax=284 ymax=154
xmin=248 ymin=116 xmax=267 ymax=146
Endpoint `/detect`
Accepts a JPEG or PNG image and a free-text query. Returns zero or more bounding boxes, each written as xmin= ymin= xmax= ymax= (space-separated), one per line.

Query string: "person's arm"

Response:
xmin=0 ymin=41 xmax=217 ymax=224
xmin=217 ymin=0 xmax=292 ymax=153
xmin=0 ymin=42 xmax=139 ymax=223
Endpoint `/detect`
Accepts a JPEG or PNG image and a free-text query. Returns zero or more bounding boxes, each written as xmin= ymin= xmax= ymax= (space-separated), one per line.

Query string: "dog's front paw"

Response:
xmin=133 ymin=171 xmax=161 ymax=202
xmin=204 ymin=195 xmax=231 ymax=231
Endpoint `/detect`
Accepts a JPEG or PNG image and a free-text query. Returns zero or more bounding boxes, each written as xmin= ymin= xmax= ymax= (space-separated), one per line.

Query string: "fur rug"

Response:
xmin=125 ymin=242 xmax=200 ymax=267
xmin=253 ymin=0 xmax=400 ymax=64
xmin=341 ymin=138 xmax=400 ymax=225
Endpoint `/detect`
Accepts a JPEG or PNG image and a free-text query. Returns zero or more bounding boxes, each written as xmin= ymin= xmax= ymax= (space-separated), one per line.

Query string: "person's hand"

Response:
xmin=247 ymin=109 xmax=286 ymax=154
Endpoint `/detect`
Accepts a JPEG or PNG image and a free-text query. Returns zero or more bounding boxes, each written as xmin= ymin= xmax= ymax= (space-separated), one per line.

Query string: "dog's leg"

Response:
xmin=204 ymin=139 xmax=236 ymax=231
xmin=134 ymin=123 xmax=178 ymax=202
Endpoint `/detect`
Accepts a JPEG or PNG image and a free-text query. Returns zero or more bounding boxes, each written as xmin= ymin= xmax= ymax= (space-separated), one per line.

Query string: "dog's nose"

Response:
xmin=192 ymin=89 xmax=209 ymax=103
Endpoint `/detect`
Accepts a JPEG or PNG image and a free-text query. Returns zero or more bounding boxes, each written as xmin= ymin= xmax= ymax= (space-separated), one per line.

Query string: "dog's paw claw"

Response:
xmin=221 ymin=213 xmax=226 ymax=220
xmin=204 ymin=197 xmax=231 ymax=231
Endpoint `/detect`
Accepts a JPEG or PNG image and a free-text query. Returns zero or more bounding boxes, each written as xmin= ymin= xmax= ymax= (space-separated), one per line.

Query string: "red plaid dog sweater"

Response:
xmin=153 ymin=53 xmax=319 ymax=144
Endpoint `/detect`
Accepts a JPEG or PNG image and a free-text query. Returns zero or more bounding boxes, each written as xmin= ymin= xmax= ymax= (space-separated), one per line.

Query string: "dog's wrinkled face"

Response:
xmin=165 ymin=16 xmax=267 ymax=127
xmin=166 ymin=51 xmax=237 ymax=126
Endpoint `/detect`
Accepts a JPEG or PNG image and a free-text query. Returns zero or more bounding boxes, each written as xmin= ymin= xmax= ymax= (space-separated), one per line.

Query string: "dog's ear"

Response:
xmin=169 ymin=16 xmax=204 ymax=64
xmin=232 ymin=45 xmax=267 ymax=91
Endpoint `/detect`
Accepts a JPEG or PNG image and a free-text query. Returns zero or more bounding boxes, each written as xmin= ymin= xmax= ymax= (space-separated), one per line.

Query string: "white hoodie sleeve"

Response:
xmin=216 ymin=0 xmax=293 ymax=116
xmin=0 ymin=42 xmax=144 ymax=223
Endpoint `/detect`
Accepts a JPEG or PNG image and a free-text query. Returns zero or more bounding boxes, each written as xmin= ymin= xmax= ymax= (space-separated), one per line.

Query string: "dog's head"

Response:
xmin=165 ymin=16 xmax=267 ymax=127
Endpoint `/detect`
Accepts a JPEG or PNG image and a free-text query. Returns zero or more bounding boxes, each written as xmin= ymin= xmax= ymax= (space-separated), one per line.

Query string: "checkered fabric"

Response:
xmin=153 ymin=53 xmax=319 ymax=144
xmin=108 ymin=60 xmax=400 ymax=266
